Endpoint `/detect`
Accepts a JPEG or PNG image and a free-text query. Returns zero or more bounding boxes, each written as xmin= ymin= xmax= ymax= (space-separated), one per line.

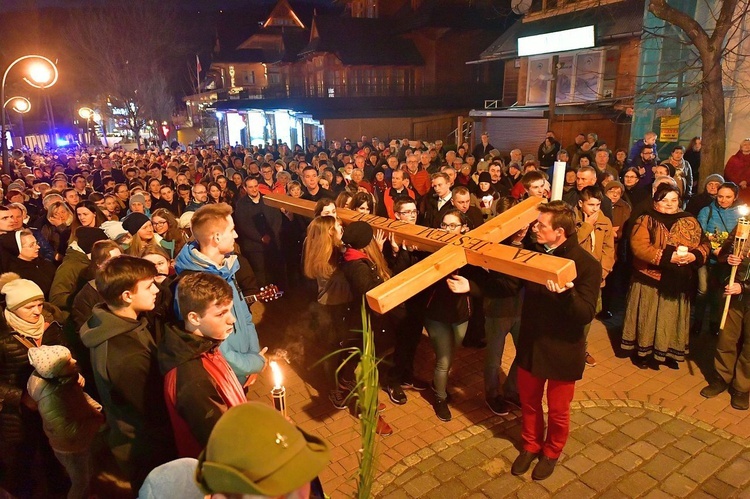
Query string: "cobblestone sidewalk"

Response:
xmin=374 ymin=400 xmax=750 ymax=498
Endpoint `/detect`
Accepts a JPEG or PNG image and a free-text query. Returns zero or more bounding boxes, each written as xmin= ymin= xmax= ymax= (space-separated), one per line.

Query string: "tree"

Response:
xmin=66 ymin=0 xmax=193 ymax=144
xmin=648 ymin=0 xmax=748 ymax=178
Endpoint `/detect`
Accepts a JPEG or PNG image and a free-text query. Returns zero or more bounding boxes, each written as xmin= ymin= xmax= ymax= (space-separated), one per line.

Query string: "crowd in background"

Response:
xmin=1 ymin=127 xmax=749 ymax=495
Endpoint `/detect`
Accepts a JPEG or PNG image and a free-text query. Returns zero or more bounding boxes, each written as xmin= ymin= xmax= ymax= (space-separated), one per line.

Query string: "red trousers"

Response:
xmin=517 ymin=367 xmax=576 ymax=459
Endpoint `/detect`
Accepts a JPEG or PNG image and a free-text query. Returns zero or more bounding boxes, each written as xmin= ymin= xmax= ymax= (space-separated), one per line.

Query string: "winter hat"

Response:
xmin=129 ymin=193 xmax=146 ymax=208
xmin=178 ymin=211 xmax=194 ymax=229
xmin=605 ymin=181 xmax=625 ymax=193
xmin=704 ymin=174 xmax=724 ymax=186
xmin=122 ymin=212 xmax=151 ymax=236
xmin=0 ymin=231 xmax=22 ymax=257
xmin=28 ymin=345 xmax=72 ymax=379
xmin=489 ymin=149 xmax=502 ymax=159
xmin=140 ymin=458 xmax=204 ymax=499
xmin=478 ymin=172 xmax=492 ymax=184
xmin=76 ymin=227 xmax=108 ymax=254
xmin=0 ymin=273 xmax=44 ymax=311
xmin=196 ymin=402 xmax=330 ymax=496
xmin=476 ymin=160 xmax=490 ymax=173
xmin=100 ymin=220 xmax=128 ymax=241
xmin=342 ymin=221 xmax=373 ymax=250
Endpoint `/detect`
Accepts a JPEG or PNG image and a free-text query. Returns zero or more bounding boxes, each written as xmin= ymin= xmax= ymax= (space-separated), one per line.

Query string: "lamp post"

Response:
xmin=1 ymin=55 xmax=59 ymax=174
xmin=78 ymin=107 xmax=94 ymax=145
xmin=3 ymin=97 xmax=31 ymax=150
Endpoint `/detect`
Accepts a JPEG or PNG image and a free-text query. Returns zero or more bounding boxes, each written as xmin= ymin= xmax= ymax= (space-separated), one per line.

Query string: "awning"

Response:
xmin=467 ymin=0 xmax=646 ymax=64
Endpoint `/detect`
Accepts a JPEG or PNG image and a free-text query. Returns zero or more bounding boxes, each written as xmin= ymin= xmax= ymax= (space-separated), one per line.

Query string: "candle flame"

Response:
xmin=740 ymin=205 xmax=750 ymax=217
xmin=270 ymin=361 xmax=283 ymax=389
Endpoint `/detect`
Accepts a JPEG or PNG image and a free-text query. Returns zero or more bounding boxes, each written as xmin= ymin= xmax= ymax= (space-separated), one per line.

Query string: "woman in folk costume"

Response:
xmin=621 ymin=184 xmax=710 ymax=370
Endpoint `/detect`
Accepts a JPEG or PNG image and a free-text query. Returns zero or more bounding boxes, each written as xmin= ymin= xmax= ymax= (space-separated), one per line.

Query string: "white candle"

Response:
xmin=677 ymin=245 xmax=688 ymax=257
xmin=550 ymin=161 xmax=565 ymax=201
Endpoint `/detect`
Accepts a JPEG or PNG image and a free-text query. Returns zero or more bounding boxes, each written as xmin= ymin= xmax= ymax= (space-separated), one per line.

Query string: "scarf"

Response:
xmin=5 ymin=308 xmax=45 ymax=340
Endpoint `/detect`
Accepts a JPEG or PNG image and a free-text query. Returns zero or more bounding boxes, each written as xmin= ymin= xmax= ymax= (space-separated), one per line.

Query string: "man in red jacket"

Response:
xmin=158 ymin=272 xmax=247 ymax=458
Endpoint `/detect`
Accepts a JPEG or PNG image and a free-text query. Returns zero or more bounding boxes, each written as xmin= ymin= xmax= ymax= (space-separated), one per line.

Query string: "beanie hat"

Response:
xmin=196 ymin=403 xmax=330 ymax=496
xmin=704 ymin=173 xmax=724 ymax=187
xmin=0 ymin=273 xmax=44 ymax=311
xmin=476 ymin=160 xmax=490 ymax=173
xmin=489 ymin=149 xmax=501 ymax=159
xmin=129 ymin=193 xmax=146 ymax=208
xmin=122 ymin=212 xmax=151 ymax=236
xmin=28 ymin=345 xmax=72 ymax=379
xmin=100 ymin=220 xmax=128 ymax=241
xmin=76 ymin=227 xmax=108 ymax=254
xmin=605 ymin=181 xmax=624 ymax=193
xmin=478 ymin=172 xmax=492 ymax=184
xmin=342 ymin=221 xmax=373 ymax=250
xmin=0 ymin=231 xmax=22 ymax=257
xmin=178 ymin=211 xmax=194 ymax=229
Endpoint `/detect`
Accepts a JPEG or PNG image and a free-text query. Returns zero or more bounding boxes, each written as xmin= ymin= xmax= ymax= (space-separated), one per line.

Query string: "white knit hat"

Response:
xmin=28 ymin=345 xmax=72 ymax=379
xmin=0 ymin=273 xmax=44 ymax=311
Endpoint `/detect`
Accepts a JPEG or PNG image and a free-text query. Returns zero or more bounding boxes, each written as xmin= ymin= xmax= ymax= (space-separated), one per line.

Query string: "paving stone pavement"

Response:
xmin=373 ymin=400 xmax=750 ymax=498
xmin=240 ymin=291 xmax=750 ymax=497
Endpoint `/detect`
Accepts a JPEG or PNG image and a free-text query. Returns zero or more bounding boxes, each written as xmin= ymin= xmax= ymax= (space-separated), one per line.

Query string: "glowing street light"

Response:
xmin=4 ymin=97 xmax=31 ymax=114
xmin=78 ymin=107 xmax=94 ymax=120
xmin=1 ymin=55 xmax=59 ymax=174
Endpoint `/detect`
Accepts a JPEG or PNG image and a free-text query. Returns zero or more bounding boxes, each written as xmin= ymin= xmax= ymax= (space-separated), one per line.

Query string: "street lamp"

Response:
xmin=1 ymin=55 xmax=59 ymax=174
xmin=3 ymin=96 xmax=31 ymax=151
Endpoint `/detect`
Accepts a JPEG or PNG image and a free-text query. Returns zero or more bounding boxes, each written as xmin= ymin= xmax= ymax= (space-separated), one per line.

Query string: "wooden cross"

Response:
xmin=263 ymin=193 xmax=577 ymax=314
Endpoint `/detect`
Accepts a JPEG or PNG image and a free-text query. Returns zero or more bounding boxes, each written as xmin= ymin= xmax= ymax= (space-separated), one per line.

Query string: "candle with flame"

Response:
xmin=270 ymin=361 xmax=287 ymax=419
xmin=721 ymin=205 xmax=750 ymax=329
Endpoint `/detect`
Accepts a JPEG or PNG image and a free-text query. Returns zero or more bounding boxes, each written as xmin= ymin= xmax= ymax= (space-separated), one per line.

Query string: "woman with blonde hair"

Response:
xmin=121 ymin=213 xmax=157 ymax=256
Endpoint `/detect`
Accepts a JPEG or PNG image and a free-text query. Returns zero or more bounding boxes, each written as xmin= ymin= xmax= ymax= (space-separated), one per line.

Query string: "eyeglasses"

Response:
xmin=440 ymin=222 xmax=463 ymax=230
xmin=623 ymin=174 xmax=638 ymax=179
xmin=22 ymin=241 xmax=39 ymax=249
xmin=397 ymin=209 xmax=417 ymax=216
xmin=152 ymin=220 xmax=168 ymax=227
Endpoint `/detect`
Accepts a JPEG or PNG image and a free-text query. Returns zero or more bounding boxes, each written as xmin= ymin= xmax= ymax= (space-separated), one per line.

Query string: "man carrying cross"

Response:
xmin=511 ymin=201 xmax=601 ymax=481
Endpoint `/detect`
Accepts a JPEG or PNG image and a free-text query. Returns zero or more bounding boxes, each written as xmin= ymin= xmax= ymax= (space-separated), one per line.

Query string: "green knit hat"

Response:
xmin=195 ymin=402 xmax=330 ymax=496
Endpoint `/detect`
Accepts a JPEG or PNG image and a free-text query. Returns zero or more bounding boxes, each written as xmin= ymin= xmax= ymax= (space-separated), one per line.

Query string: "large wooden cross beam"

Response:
xmin=264 ymin=193 xmax=577 ymax=314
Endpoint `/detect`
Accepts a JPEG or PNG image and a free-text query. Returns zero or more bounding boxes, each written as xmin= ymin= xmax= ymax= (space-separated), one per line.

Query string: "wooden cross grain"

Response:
xmin=263 ymin=193 xmax=577 ymax=314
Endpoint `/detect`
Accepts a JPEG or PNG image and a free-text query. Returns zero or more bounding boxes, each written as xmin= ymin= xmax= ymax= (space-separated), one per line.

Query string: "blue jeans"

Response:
xmin=484 ymin=316 xmax=520 ymax=399
xmin=425 ymin=318 xmax=468 ymax=401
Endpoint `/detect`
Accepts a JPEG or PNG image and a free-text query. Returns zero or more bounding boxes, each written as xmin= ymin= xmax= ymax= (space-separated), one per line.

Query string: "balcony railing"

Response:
xmin=259 ymin=82 xmax=500 ymax=100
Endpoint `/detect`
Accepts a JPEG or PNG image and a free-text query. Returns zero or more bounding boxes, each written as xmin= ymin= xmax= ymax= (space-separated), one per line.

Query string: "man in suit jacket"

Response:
xmin=421 ymin=172 xmax=453 ymax=228
xmin=234 ymin=177 xmax=282 ymax=287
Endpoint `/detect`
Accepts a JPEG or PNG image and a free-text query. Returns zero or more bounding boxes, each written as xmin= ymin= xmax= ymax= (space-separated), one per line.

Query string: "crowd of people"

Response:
xmin=0 ymin=128 xmax=748 ymax=494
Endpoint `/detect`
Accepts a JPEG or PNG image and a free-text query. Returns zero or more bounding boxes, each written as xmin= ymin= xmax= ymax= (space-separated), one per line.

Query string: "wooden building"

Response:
xmin=467 ymin=0 xmax=644 ymax=156
xmin=184 ymin=0 xmax=512 ymax=147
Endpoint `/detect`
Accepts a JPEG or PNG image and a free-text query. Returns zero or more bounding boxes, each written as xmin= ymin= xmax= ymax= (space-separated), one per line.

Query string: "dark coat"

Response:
xmin=234 ymin=194 xmax=282 ymax=254
xmin=424 ymin=265 xmax=481 ymax=324
xmin=3 ymin=257 xmax=57 ymax=299
xmin=49 ymin=246 xmax=90 ymax=312
xmin=79 ymin=304 xmax=175 ymax=488
xmin=158 ymin=324 xmax=246 ymax=458
xmin=516 ymin=236 xmax=601 ymax=381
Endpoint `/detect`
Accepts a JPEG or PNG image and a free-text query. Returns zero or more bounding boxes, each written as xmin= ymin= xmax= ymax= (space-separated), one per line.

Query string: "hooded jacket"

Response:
xmin=174 ymin=242 xmax=264 ymax=382
xmin=80 ymin=304 xmax=175 ymax=483
xmin=49 ymin=243 xmax=90 ymax=312
xmin=158 ymin=324 xmax=246 ymax=458
xmin=26 ymin=370 xmax=104 ymax=452
xmin=686 ymin=173 xmax=724 ymax=217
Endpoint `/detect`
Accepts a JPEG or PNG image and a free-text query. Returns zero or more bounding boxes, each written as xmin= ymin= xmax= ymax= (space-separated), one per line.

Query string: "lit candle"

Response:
xmin=550 ymin=161 xmax=566 ymax=201
xmin=270 ymin=361 xmax=287 ymax=419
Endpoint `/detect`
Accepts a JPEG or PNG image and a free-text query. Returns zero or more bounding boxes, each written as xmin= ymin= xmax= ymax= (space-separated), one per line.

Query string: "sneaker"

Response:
xmin=511 ymin=450 xmax=538 ymax=475
xmin=376 ymin=415 xmax=394 ymax=436
xmin=730 ymin=389 xmax=749 ymax=410
xmin=431 ymin=382 xmax=453 ymax=403
xmin=700 ymin=378 xmax=728 ymax=398
xmin=531 ymin=455 xmax=558 ymax=481
xmin=339 ymin=378 xmax=357 ymax=392
xmin=585 ymin=352 xmax=597 ymax=367
xmin=329 ymin=389 xmax=348 ymax=410
xmin=386 ymin=384 xmax=407 ymax=405
xmin=433 ymin=398 xmax=452 ymax=422
xmin=505 ymin=394 xmax=521 ymax=409
xmin=400 ymin=378 xmax=429 ymax=391
xmin=486 ymin=396 xmax=510 ymax=416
